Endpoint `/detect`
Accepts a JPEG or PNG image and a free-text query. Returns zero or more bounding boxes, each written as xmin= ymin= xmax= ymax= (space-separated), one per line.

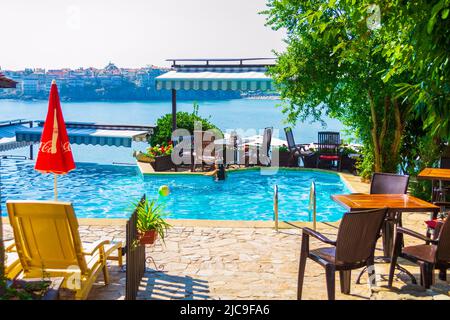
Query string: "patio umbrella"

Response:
xmin=35 ymin=80 xmax=76 ymax=200
xmin=245 ymin=135 xmax=287 ymax=147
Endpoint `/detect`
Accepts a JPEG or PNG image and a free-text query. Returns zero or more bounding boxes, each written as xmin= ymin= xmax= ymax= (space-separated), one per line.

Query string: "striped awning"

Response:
xmin=156 ymin=66 xmax=274 ymax=91
xmin=0 ymin=73 xmax=17 ymax=88
xmin=16 ymin=127 xmax=150 ymax=148
xmin=0 ymin=124 xmax=34 ymax=152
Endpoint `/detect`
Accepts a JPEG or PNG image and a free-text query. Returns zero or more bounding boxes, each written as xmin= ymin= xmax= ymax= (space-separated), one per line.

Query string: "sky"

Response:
xmin=0 ymin=0 xmax=286 ymax=70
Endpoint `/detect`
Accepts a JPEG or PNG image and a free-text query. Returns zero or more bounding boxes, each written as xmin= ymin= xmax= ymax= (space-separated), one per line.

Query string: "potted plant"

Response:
xmin=135 ymin=198 xmax=171 ymax=245
xmin=135 ymin=142 xmax=174 ymax=171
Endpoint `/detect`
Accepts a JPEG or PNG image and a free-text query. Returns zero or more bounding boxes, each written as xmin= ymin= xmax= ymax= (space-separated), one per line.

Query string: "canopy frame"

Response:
xmin=156 ymin=58 xmax=276 ymax=132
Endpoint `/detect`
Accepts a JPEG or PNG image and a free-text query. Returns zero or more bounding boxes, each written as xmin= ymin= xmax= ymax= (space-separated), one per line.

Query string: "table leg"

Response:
xmin=381 ymin=212 xmax=396 ymax=257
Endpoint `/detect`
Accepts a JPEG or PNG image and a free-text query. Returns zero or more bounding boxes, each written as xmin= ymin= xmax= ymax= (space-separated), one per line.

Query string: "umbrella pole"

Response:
xmin=54 ymin=174 xmax=58 ymax=201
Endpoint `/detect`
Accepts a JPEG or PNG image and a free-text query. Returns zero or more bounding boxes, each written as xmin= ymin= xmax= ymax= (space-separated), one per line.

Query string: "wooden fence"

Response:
xmin=125 ymin=195 xmax=146 ymax=300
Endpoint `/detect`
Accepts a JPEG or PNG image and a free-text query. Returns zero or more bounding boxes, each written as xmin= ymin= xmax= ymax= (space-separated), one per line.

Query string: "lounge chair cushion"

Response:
xmin=425 ymin=219 xmax=439 ymax=229
xmin=319 ymin=155 xmax=340 ymax=161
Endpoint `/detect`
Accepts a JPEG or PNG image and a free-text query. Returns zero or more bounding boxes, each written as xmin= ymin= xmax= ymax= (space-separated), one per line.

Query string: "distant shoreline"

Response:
xmin=0 ymin=95 xmax=281 ymax=103
xmin=243 ymin=95 xmax=280 ymax=100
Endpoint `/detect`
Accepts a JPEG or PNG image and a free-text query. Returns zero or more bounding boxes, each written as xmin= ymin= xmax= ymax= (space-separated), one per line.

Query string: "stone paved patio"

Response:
xmin=4 ymin=212 xmax=449 ymax=300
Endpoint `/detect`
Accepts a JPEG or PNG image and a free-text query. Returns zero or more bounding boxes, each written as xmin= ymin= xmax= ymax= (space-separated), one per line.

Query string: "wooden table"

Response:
xmin=331 ymin=194 xmax=439 ymax=256
xmin=418 ymin=168 xmax=450 ymax=181
xmin=332 ymin=194 xmax=440 ymax=286
xmin=417 ymin=168 xmax=450 ymax=201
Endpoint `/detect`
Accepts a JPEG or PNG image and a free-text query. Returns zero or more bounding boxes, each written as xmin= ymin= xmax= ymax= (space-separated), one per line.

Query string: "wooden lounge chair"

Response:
xmin=4 ymin=241 xmax=22 ymax=279
xmin=258 ymin=127 xmax=272 ymax=166
xmin=389 ymin=217 xmax=450 ymax=288
xmin=193 ymin=130 xmax=217 ymax=172
xmin=240 ymin=127 xmax=272 ymax=167
xmin=316 ymin=131 xmax=342 ymax=171
xmin=297 ymin=207 xmax=388 ymax=300
xmin=6 ymin=200 xmax=123 ymax=300
xmin=284 ymin=127 xmax=311 ymax=167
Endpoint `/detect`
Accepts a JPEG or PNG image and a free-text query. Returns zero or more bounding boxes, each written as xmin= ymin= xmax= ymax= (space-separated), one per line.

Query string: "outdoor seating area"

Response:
xmin=1 ymin=1 xmax=450 ymax=307
xmin=4 ymin=208 xmax=449 ymax=300
xmin=2 ymin=166 xmax=450 ymax=300
xmin=135 ymin=126 xmax=362 ymax=175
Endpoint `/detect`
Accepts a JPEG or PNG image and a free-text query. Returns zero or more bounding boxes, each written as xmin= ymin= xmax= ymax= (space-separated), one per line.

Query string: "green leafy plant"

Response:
xmin=262 ymin=0 xmax=450 ymax=180
xmin=1 ymin=265 xmax=51 ymax=300
xmin=145 ymin=141 xmax=173 ymax=160
xmin=340 ymin=146 xmax=359 ymax=157
xmin=273 ymin=145 xmax=289 ymax=153
xmin=134 ymin=198 xmax=171 ymax=243
xmin=150 ymin=103 xmax=221 ymax=146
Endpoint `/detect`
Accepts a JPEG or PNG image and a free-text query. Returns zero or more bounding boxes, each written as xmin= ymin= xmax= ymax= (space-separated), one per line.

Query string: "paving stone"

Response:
xmin=3 ymin=215 xmax=449 ymax=300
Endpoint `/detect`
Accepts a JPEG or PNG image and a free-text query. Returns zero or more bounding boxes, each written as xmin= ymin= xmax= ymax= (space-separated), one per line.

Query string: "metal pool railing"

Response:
xmin=308 ymin=180 xmax=317 ymax=230
xmin=273 ymin=181 xmax=317 ymax=231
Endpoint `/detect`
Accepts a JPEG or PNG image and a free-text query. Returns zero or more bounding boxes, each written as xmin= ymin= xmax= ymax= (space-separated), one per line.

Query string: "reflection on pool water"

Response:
xmin=0 ymin=160 xmax=349 ymax=221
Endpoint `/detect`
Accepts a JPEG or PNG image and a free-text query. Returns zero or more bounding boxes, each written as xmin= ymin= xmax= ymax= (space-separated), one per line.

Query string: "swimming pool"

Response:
xmin=0 ymin=160 xmax=350 ymax=221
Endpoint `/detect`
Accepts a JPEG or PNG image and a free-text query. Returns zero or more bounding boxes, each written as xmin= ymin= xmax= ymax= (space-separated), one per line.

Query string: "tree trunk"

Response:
xmin=369 ymin=90 xmax=382 ymax=172
xmin=391 ymin=98 xmax=403 ymax=158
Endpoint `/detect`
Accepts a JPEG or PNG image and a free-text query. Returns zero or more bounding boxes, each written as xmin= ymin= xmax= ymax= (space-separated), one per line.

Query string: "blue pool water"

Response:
xmin=0 ymin=160 xmax=349 ymax=221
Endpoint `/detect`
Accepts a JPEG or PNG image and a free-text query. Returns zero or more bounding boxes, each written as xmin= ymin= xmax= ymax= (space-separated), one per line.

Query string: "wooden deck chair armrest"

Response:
xmin=302 ymin=227 xmax=337 ymax=246
xmin=433 ymin=201 xmax=450 ymax=207
xmin=397 ymin=227 xmax=438 ymax=244
xmin=4 ymin=241 xmax=16 ymax=252
xmin=82 ymin=239 xmax=111 ymax=255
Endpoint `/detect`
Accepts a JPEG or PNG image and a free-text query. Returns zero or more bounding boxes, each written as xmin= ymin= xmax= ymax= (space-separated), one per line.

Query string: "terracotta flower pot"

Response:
xmin=139 ymin=230 xmax=158 ymax=245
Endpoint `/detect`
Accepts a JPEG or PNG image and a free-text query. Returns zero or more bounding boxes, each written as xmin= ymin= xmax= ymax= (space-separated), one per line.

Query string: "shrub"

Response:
xmin=150 ymin=103 xmax=220 ymax=146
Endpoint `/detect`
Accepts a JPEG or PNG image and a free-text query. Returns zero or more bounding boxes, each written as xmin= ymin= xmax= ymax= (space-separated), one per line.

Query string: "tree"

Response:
xmin=377 ymin=0 xmax=450 ymax=140
xmin=263 ymin=0 xmax=413 ymax=176
xmin=150 ymin=103 xmax=220 ymax=146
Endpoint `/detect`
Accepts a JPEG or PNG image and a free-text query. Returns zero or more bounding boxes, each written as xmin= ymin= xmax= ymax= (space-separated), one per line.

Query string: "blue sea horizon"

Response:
xmin=0 ymin=98 xmax=348 ymax=164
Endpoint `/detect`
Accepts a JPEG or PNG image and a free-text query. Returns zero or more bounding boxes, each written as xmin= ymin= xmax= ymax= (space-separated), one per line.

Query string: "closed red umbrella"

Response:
xmin=35 ymin=80 xmax=76 ymax=200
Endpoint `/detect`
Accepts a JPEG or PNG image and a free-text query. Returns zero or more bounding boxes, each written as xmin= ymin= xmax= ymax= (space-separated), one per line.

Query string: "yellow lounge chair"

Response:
xmin=6 ymin=200 xmax=123 ymax=300
xmin=4 ymin=240 xmax=22 ymax=279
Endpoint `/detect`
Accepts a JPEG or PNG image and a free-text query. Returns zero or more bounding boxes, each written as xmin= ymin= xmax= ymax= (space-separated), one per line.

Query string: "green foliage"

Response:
xmin=145 ymin=142 xmax=173 ymax=160
xmin=134 ymin=198 xmax=171 ymax=243
xmin=378 ymin=0 xmax=450 ymax=140
xmin=357 ymin=146 xmax=375 ymax=181
xmin=263 ymin=0 xmax=410 ymax=176
xmin=150 ymin=103 xmax=220 ymax=146
xmin=273 ymin=145 xmax=289 ymax=153
xmin=263 ymin=0 xmax=449 ymax=180
xmin=399 ymin=120 xmax=445 ymax=200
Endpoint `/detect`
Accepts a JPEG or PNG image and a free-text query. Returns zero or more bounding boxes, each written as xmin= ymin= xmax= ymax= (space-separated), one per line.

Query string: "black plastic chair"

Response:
xmin=389 ymin=217 xmax=450 ymax=288
xmin=298 ymin=208 xmax=388 ymax=300
xmin=354 ymin=172 xmax=410 ymax=284
xmin=370 ymin=172 xmax=410 ymax=195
